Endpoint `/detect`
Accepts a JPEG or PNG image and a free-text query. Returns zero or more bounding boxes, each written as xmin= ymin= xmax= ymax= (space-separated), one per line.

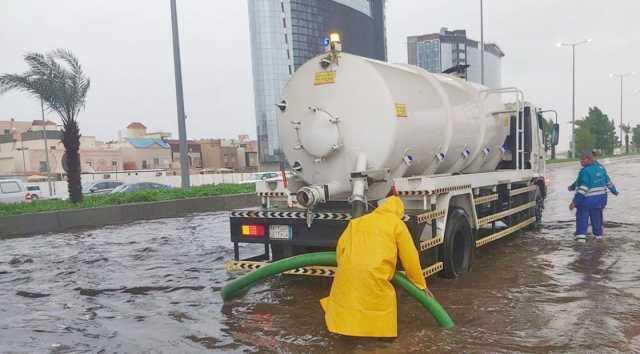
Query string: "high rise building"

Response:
xmin=248 ymin=0 xmax=387 ymax=164
xmin=407 ymin=28 xmax=504 ymax=89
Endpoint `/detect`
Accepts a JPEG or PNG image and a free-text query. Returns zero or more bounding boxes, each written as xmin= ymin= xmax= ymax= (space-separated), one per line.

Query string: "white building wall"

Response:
xmin=466 ymin=46 xmax=481 ymax=84
xmin=462 ymin=46 xmax=501 ymax=89
xmin=440 ymin=42 xmax=453 ymax=72
xmin=483 ymin=53 xmax=502 ymax=89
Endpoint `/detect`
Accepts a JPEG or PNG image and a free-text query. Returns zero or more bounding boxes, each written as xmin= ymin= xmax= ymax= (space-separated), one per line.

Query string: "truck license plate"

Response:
xmin=269 ymin=225 xmax=291 ymax=240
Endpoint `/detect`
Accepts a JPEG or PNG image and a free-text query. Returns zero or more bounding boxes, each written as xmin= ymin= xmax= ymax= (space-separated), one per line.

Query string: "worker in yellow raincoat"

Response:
xmin=320 ymin=196 xmax=429 ymax=337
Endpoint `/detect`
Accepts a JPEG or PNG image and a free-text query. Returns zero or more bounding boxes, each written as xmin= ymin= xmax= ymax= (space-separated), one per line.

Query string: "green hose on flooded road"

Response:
xmin=222 ymin=251 xmax=454 ymax=329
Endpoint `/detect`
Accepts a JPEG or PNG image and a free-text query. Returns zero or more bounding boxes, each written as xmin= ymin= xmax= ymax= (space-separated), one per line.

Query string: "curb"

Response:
xmin=0 ymin=193 xmax=260 ymax=239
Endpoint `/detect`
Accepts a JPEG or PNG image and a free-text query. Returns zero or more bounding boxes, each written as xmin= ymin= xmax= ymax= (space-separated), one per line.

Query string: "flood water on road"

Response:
xmin=1 ymin=158 xmax=640 ymax=353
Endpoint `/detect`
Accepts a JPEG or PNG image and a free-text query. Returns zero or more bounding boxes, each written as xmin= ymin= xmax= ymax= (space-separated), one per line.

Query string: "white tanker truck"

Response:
xmin=227 ymin=49 xmax=559 ymax=279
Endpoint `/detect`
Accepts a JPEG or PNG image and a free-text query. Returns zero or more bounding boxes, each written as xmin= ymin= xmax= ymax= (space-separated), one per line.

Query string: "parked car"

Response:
xmin=0 ymin=179 xmax=28 ymax=204
xmin=258 ymin=172 xmax=281 ymax=180
xmin=82 ymin=180 xmax=124 ymax=195
xmin=26 ymin=185 xmax=42 ymax=200
xmin=110 ymin=182 xmax=173 ymax=194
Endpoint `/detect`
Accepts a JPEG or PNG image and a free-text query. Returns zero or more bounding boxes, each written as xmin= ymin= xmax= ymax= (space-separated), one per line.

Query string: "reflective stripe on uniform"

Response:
xmin=577 ymin=186 xmax=606 ymax=196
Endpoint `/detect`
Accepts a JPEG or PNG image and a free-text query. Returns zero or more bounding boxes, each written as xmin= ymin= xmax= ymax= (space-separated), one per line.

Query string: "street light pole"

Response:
xmin=480 ymin=0 xmax=484 ymax=85
xmin=40 ymin=98 xmax=53 ymax=196
xmin=18 ymin=139 xmax=27 ymax=175
xmin=558 ymin=39 xmax=591 ymax=158
xmin=610 ymin=72 xmax=635 ymax=153
xmin=170 ymin=0 xmax=191 ymax=188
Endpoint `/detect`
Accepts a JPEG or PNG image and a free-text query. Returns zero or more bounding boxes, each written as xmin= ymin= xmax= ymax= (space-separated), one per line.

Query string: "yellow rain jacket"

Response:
xmin=320 ymin=196 xmax=427 ymax=337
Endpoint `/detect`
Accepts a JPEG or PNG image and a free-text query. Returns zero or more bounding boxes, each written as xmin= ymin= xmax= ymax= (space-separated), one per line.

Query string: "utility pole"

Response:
xmin=40 ymin=98 xmax=53 ymax=196
xmin=18 ymin=139 xmax=27 ymax=175
xmin=170 ymin=0 xmax=190 ymax=188
xmin=480 ymin=0 xmax=484 ymax=85
xmin=610 ymin=72 xmax=635 ymax=154
xmin=558 ymin=39 xmax=591 ymax=158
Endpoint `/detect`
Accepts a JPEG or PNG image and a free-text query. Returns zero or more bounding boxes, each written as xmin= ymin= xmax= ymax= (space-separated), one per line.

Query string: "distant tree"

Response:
xmin=621 ymin=123 xmax=631 ymax=154
xmin=575 ymin=125 xmax=595 ymax=155
xmin=541 ymin=117 xmax=556 ymax=159
xmin=633 ymin=124 xmax=640 ymax=152
xmin=574 ymin=107 xmax=616 ymax=156
xmin=0 ymin=49 xmax=90 ymax=203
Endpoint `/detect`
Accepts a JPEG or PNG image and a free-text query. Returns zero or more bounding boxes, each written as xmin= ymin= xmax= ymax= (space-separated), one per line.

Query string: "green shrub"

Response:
xmin=0 ymin=183 xmax=255 ymax=217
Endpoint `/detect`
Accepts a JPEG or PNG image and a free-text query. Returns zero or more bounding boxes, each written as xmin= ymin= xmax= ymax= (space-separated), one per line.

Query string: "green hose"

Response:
xmin=391 ymin=272 xmax=454 ymax=328
xmin=222 ymin=251 xmax=454 ymax=329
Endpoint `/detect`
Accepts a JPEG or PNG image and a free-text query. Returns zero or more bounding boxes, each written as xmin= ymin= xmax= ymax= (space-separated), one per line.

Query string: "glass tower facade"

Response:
xmin=248 ymin=0 xmax=386 ymax=164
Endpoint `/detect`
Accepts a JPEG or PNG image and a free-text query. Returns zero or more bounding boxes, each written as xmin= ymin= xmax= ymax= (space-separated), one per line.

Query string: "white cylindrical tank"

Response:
xmin=279 ymin=53 xmax=508 ymax=201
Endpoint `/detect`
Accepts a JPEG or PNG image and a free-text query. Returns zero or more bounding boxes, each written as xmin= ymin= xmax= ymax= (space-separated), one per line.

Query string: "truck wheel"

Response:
xmin=528 ymin=186 xmax=544 ymax=229
xmin=440 ymin=208 xmax=474 ymax=279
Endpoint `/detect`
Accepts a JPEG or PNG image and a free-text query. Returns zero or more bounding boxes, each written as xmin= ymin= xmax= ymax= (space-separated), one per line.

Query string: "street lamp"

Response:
xmin=557 ymin=39 xmax=591 ymax=158
xmin=40 ymin=98 xmax=53 ymax=195
xmin=169 ymin=0 xmax=190 ymax=188
xmin=610 ymin=72 xmax=635 ymax=154
xmin=16 ymin=144 xmax=28 ymax=175
xmin=480 ymin=0 xmax=484 ymax=85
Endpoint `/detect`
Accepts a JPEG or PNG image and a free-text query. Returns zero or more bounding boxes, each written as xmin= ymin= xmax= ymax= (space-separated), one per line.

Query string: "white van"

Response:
xmin=0 ymin=179 xmax=28 ymax=204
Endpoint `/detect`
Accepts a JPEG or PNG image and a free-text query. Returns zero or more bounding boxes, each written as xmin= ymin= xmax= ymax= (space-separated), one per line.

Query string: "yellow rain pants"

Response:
xmin=320 ymin=196 xmax=427 ymax=337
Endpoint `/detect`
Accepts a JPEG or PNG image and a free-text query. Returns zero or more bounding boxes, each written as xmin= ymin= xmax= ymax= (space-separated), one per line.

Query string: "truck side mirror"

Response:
xmin=552 ymin=124 xmax=560 ymax=146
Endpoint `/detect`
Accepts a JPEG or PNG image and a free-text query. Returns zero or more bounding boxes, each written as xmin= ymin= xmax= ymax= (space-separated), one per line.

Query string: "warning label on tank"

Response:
xmin=314 ymin=71 xmax=336 ymax=85
xmin=395 ymin=103 xmax=408 ymax=118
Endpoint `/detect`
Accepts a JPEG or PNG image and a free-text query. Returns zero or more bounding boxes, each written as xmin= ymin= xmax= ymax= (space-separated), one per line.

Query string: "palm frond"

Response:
xmin=0 ymin=73 xmax=39 ymax=97
xmin=0 ymin=48 xmax=90 ymax=127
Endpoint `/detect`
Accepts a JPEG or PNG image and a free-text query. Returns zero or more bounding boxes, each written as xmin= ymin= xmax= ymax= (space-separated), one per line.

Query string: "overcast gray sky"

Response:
xmin=2 ymin=1 xmax=639 ymax=151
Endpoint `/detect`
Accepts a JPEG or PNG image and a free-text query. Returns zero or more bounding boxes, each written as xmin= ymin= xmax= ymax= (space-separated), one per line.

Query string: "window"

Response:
xmin=142 ymin=160 xmax=148 ymax=169
xmin=39 ymin=161 xmax=49 ymax=172
xmin=153 ymin=158 xmax=159 ymax=168
xmin=86 ymin=160 xmax=93 ymax=167
xmin=0 ymin=182 xmax=21 ymax=193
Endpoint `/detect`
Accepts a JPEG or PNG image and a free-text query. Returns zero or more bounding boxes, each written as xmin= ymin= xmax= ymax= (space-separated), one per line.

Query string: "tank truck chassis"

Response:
xmin=227 ymin=169 xmax=544 ymax=280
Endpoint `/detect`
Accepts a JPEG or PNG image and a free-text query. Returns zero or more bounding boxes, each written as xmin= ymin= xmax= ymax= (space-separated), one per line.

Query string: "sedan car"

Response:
xmin=110 ymin=182 xmax=173 ymax=194
xmin=82 ymin=180 xmax=124 ymax=195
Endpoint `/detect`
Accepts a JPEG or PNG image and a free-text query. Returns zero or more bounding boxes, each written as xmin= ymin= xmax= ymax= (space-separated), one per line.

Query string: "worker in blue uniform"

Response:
xmin=569 ymin=152 xmax=618 ymax=241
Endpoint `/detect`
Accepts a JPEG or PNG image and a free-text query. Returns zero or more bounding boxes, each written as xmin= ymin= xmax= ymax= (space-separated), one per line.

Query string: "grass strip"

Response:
xmin=0 ymin=183 xmax=255 ymax=217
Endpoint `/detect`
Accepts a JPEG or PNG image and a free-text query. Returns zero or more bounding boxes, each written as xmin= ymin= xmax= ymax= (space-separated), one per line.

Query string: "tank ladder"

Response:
xmin=480 ymin=87 xmax=525 ymax=170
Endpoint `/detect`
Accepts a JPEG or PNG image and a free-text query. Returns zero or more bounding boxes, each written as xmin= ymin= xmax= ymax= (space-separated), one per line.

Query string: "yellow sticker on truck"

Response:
xmin=395 ymin=103 xmax=408 ymax=118
xmin=314 ymin=71 xmax=336 ymax=85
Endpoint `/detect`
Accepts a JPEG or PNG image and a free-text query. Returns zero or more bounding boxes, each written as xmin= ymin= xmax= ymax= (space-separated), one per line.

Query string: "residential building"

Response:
xmin=200 ymin=136 xmax=259 ymax=172
xmin=166 ymin=139 xmax=203 ymax=169
xmin=0 ymin=119 xmax=123 ymax=176
xmin=248 ymin=0 xmax=387 ymax=164
xmin=118 ymin=138 xmax=171 ymax=170
xmin=0 ymin=118 xmax=34 ymax=139
xmin=407 ymin=28 xmax=504 ymax=89
xmin=125 ymin=122 xmax=171 ymax=140
xmin=126 ymin=122 xmax=147 ymax=138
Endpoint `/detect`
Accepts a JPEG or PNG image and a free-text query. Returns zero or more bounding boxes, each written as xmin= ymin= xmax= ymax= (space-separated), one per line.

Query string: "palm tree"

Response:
xmin=0 ymin=49 xmax=90 ymax=203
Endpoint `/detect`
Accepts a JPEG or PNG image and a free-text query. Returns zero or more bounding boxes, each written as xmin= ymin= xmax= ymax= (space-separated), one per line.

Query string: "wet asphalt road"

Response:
xmin=1 ymin=158 xmax=639 ymax=353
